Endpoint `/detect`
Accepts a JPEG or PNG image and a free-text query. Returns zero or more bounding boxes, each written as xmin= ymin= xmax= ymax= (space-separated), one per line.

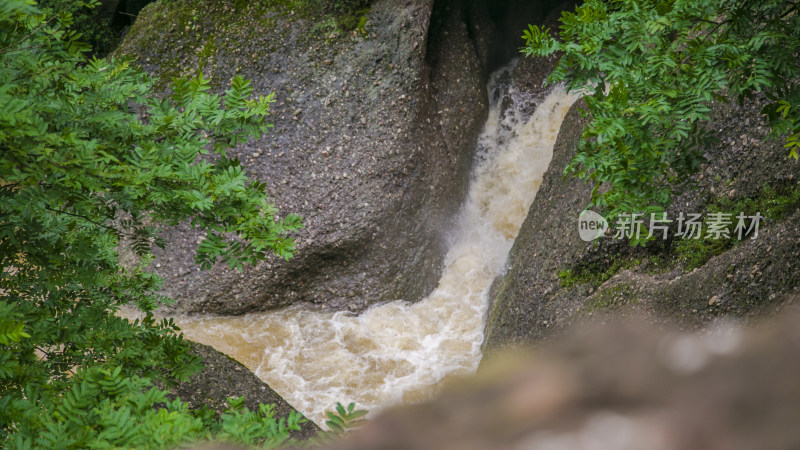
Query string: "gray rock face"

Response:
xmin=483 ymin=87 xmax=800 ymax=353
xmin=117 ymin=0 xmax=567 ymax=315
xmin=169 ymin=342 xmax=320 ymax=440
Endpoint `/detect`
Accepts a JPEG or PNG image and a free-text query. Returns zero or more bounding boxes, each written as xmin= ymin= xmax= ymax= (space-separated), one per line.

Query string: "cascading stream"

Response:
xmin=167 ymin=64 xmax=578 ymax=425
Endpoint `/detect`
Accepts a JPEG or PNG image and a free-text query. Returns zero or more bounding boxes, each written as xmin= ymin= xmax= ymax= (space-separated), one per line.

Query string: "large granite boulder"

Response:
xmin=116 ymin=0 xmax=568 ymax=315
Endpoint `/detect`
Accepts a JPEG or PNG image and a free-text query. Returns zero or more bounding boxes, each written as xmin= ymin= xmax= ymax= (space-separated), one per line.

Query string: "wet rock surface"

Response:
xmin=169 ymin=342 xmax=320 ymax=440
xmin=484 ymin=89 xmax=800 ymax=353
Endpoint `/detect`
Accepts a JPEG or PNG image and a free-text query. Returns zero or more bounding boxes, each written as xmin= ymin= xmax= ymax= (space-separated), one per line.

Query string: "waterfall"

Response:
xmin=169 ymin=63 xmax=578 ymax=425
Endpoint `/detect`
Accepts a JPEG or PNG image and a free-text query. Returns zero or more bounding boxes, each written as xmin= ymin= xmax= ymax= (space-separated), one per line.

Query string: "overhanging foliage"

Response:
xmin=524 ymin=0 xmax=800 ymax=217
xmin=0 ymin=0 xmax=303 ymax=446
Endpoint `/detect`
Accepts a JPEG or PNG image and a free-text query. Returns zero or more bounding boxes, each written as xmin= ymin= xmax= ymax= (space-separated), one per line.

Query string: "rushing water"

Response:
xmin=163 ymin=66 xmax=578 ymax=425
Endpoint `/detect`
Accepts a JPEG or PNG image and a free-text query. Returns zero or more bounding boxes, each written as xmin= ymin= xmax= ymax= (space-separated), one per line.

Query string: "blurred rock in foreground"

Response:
xmin=320 ymin=311 xmax=800 ymax=450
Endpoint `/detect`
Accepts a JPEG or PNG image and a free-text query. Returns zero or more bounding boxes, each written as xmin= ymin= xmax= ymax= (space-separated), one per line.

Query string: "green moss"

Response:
xmin=307 ymin=15 xmax=342 ymax=42
xmin=116 ymin=0 xmax=376 ymax=92
xmin=558 ymin=258 xmax=641 ymax=288
xmin=197 ymin=39 xmax=218 ymax=73
xmin=674 ymin=236 xmax=731 ymax=271
xmin=674 ymin=183 xmax=800 ymax=270
xmin=557 ymin=268 xmax=579 ymax=287
xmin=336 ymin=7 xmax=370 ymax=32
xmin=585 ymin=284 xmax=638 ymax=312
xmin=718 ymin=184 xmax=800 ymax=222
xmin=355 ymin=13 xmax=368 ymax=32
xmin=116 ymin=0 xmax=291 ymax=90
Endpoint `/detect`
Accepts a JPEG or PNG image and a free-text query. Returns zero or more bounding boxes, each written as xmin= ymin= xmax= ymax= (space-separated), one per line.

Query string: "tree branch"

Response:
xmin=669 ymin=18 xmax=731 ymax=77
xmin=44 ymin=206 xmax=118 ymax=232
xmin=0 ymin=15 xmax=58 ymax=54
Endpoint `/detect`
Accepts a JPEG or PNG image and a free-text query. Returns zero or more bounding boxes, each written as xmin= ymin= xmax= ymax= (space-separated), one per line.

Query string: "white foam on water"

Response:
xmin=169 ymin=66 xmax=579 ymax=425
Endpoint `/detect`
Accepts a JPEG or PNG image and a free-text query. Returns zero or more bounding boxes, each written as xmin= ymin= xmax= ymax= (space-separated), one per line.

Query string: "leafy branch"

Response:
xmin=523 ymin=0 xmax=800 ymax=219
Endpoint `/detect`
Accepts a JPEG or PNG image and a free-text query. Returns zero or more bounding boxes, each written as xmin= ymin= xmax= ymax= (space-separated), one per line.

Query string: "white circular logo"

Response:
xmin=578 ymin=209 xmax=608 ymax=241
